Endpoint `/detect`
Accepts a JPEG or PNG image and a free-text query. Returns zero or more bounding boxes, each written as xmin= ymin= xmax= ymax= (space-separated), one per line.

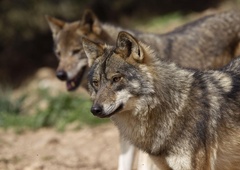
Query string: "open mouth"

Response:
xmin=66 ymin=66 xmax=87 ymax=91
xmin=98 ymin=103 xmax=124 ymax=118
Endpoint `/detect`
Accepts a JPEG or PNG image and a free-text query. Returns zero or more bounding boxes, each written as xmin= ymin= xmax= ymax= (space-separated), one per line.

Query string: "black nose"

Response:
xmin=91 ymin=104 xmax=103 ymax=116
xmin=56 ymin=70 xmax=67 ymax=81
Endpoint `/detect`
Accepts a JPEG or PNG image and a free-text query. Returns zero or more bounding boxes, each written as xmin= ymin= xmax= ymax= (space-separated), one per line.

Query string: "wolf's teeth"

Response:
xmin=71 ymin=82 xmax=75 ymax=87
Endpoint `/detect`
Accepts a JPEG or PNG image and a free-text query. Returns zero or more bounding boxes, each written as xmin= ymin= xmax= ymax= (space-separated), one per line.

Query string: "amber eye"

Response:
xmin=72 ymin=49 xmax=81 ymax=55
xmin=92 ymin=80 xmax=99 ymax=87
xmin=112 ymin=76 xmax=122 ymax=83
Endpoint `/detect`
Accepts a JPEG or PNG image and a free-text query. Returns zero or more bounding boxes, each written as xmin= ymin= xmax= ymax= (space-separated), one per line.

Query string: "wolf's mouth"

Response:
xmin=98 ymin=103 xmax=124 ymax=118
xmin=66 ymin=66 xmax=87 ymax=91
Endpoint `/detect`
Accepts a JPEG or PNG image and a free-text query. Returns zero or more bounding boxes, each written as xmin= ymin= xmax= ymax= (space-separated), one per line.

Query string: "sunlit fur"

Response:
xmin=84 ymin=31 xmax=240 ymax=170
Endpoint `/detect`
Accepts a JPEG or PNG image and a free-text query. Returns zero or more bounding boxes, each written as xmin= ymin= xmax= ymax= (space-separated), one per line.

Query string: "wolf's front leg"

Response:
xmin=118 ymin=138 xmax=136 ymax=170
xmin=138 ymin=151 xmax=160 ymax=170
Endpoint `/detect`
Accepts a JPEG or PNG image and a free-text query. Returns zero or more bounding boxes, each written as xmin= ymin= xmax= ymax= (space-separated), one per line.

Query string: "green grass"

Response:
xmin=33 ymin=89 xmax=108 ymax=131
xmin=0 ymin=87 xmax=108 ymax=132
xmin=0 ymin=86 xmax=26 ymax=115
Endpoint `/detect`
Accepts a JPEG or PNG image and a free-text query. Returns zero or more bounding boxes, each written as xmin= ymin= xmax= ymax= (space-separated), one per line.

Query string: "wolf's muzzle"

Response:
xmin=56 ymin=70 xmax=67 ymax=81
xmin=91 ymin=104 xmax=103 ymax=116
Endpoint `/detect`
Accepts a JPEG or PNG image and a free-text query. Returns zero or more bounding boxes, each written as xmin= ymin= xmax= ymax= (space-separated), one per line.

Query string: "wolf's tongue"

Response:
xmin=66 ymin=81 xmax=75 ymax=91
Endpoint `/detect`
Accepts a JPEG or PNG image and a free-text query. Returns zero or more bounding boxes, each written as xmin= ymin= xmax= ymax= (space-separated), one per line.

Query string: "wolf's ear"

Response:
xmin=82 ymin=9 xmax=102 ymax=35
xmin=116 ymin=31 xmax=144 ymax=63
xmin=45 ymin=15 xmax=65 ymax=38
xmin=82 ymin=37 xmax=104 ymax=67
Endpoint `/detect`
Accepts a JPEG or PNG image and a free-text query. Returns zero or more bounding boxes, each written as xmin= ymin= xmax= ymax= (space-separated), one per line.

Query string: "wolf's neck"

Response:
xmin=111 ymin=61 xmax=193 ymax=154
xmin=101 ymin=23 xmax=149 ymax=43
xmin=101 ymin=23 xmax=166 ymax=57
xmin=101 ymin=24 xmax=124 ymax=41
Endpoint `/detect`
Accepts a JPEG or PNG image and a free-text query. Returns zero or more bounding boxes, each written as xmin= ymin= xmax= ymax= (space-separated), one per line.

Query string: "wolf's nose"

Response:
xmin=91 ymin=104 xmax=103 ymax=116
xmin=56 ymin=70 xmax=67 ymax=81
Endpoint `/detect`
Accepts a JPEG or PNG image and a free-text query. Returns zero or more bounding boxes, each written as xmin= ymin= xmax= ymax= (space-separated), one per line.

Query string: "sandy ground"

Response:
xmin=0 ymin=123 xmax=124 ymax=170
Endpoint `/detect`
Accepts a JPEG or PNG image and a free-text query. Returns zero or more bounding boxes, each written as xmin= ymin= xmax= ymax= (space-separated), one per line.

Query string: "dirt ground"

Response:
xmin=0 ymin=123 xmax=125 ymax=170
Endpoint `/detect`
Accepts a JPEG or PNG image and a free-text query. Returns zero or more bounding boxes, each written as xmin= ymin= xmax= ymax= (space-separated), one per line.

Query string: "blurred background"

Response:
xmin=0 ymin=0 xmax=240 ymax=169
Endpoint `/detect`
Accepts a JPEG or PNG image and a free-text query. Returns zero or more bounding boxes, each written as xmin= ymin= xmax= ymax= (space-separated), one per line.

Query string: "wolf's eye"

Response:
xmin=56 ymin=51 xmax=61 ymax=57
xmin=72 ymin=49 xmax=81 ymax=55
xmin=112 ymin=76 xmax=122 ymax=83
xmin=92 ymin=80 xmax=99 ymax=87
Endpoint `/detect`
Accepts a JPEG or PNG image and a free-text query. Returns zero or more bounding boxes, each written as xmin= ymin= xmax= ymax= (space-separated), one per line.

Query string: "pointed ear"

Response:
xmin=116 ymin=31 xmax=144 ymax=63
xmin=45 ymin=15 xmax=65 ymax=38
xmin=81 ymin=9 xmax=102 ymax=35
xmin=82 ymin=37 xmax=104 ymax=67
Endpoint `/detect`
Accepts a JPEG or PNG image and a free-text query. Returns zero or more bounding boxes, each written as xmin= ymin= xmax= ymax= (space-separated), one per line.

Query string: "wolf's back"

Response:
xmin=151 ymin=10 xmax=240 ymax=70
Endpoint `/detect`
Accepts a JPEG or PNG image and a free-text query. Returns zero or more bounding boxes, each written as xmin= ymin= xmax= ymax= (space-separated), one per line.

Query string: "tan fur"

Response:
xmin=215 ymin=129 xmax=240 ymax=170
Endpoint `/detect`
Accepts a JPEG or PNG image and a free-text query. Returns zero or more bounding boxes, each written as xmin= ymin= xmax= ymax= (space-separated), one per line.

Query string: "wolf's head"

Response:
xmin=83 ymin=31 xmax=156 ymax=118
xmin=46 ymin=10 xmax=111 ymax=91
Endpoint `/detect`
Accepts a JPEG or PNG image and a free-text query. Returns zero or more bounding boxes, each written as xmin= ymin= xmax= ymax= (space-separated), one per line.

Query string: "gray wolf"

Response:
xmin=46 ymin=9 xmax=240 ymax=91
xmin=83 ymin=31 xmax=240 ymax=170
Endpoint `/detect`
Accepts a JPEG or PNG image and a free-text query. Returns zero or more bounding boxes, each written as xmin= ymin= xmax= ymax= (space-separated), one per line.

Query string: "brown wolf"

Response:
xmin=83 ymin=31 xmax=240 ymax=170
xmin=45 ymin=11 xmax=113 ymax=91
xmin=46 ymin=9 xmax=240 ymax=91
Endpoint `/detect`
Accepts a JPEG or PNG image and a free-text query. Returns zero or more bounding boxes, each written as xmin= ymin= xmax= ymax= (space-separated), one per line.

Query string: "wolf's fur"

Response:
xmin=83 ymin=31 xmax=240 ymax=170
xmin=46 ymin=9 xmax=240 ymax=91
